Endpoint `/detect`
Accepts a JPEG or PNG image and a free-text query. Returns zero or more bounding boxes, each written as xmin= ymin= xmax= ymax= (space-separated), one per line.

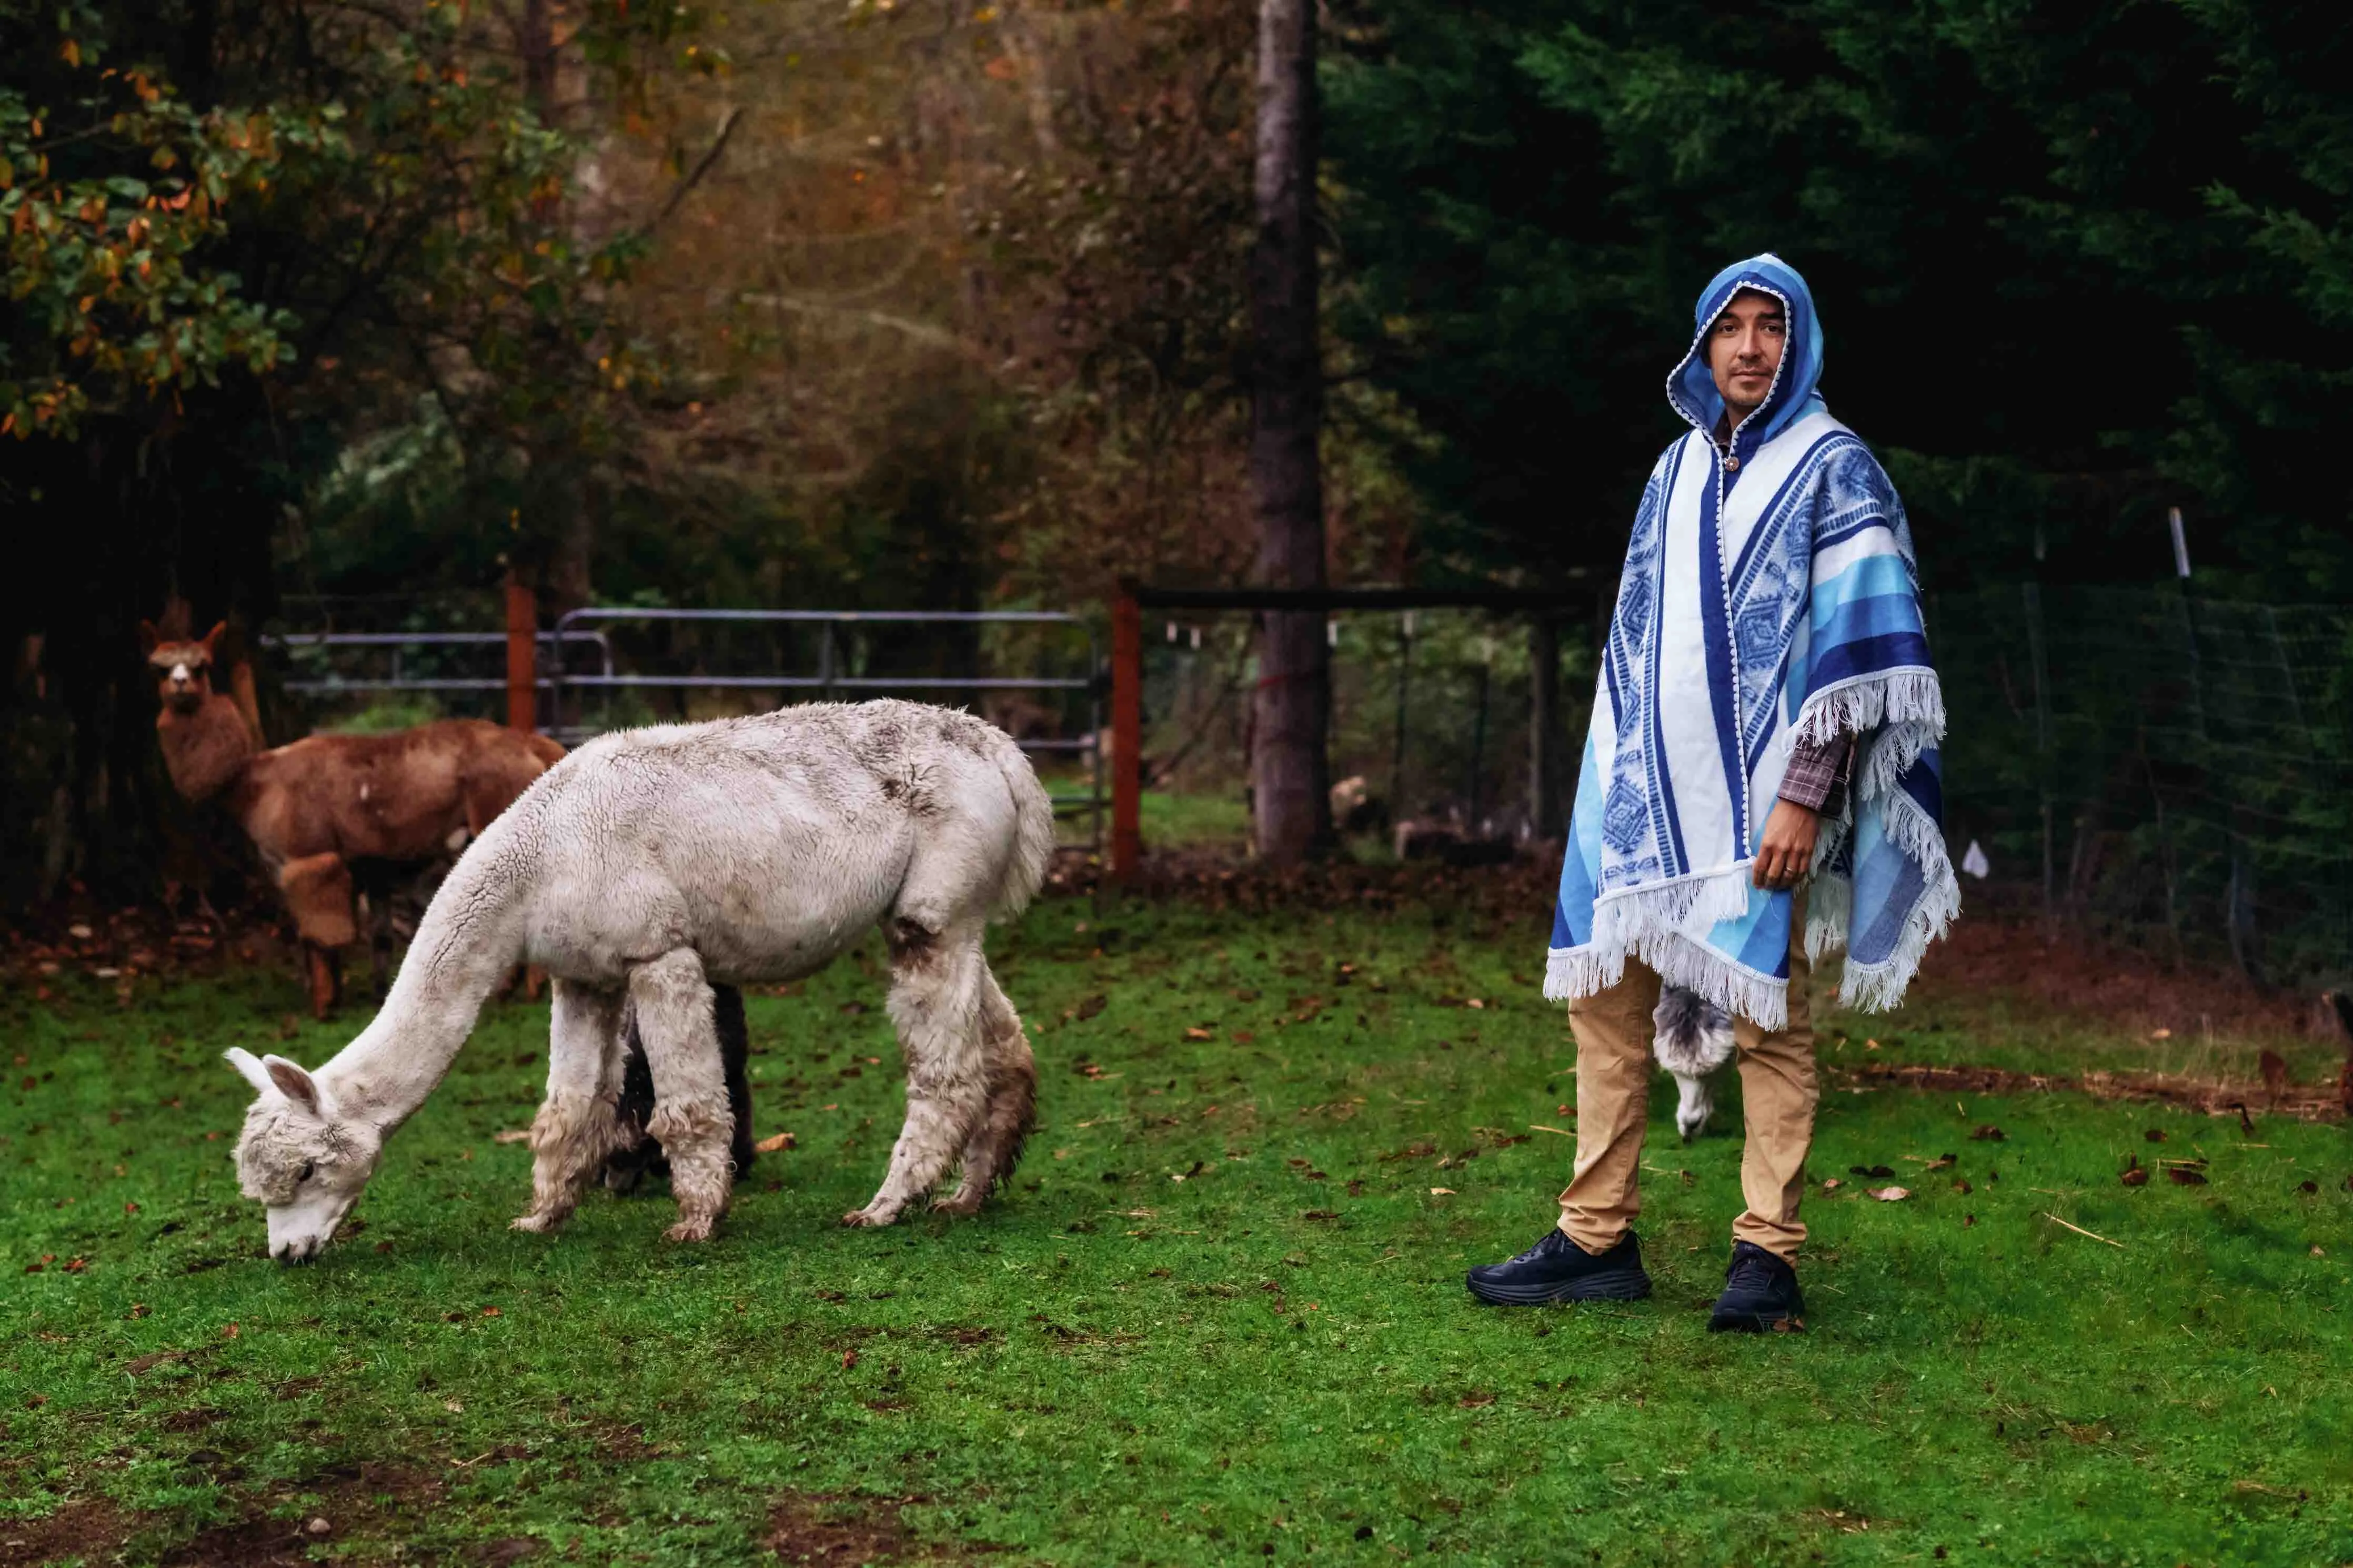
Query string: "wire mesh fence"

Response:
xmin=1139 ymin=608 xmax=1582 ymax=845
xmin=1140 ymin=588 xmax=2353 ymax=988
xmin=1932 ymin=585 xmax=2353 ymax=987
xmin=264 ymin=585 xmax=2353 ymax=986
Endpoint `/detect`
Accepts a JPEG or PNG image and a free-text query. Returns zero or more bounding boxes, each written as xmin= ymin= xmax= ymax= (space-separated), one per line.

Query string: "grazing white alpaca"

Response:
xmin=225 ymin=700 xmax=1054 ymax=1262
xmin=1652 ymin=986 xmax=1736 ymax=1142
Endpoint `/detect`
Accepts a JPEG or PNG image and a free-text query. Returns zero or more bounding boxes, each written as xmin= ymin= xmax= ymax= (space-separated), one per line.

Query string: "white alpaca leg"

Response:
xmin=844 ymin=919 xmax=990 ymax=1228
xmin=628 ymin=948 xmax=735 ymax=1243
xmin=514 ymin=979 xmax=631 ymax=1233
xmin=936 ymin=964 xmax=1036 ymax=1216
xmin=1674 ymin=1071 xmax=1716 ymax=1144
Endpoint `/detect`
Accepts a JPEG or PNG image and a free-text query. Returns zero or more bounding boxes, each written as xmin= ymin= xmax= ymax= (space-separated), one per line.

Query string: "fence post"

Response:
xmin=505 ymin=571 xmax=537 ymax=732
xmin=2022 ymin=582 xmax=2054 ymax=935
xmin=1111 ymin=588 xmax=1143 ymax=879
xmin=1529 ymin=614 xmax=1562 ymax=836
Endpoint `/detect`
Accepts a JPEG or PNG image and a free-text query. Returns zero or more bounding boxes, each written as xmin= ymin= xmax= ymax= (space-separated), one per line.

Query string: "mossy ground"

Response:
xmin=5 ymin=878 xmax=2349 ymax=1565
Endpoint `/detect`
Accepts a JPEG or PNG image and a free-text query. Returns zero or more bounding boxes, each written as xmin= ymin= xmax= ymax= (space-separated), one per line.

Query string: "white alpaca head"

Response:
xmin=224 ymin=1048 xmax=384 ymax=1264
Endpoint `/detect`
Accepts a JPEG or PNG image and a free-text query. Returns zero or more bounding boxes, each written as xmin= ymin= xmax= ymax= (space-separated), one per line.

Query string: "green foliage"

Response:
xmin=1325 ymin=0 xmax=2353 ymax=599
xmin=5 ymin=896 xmax=2349 ymax=1563
xmin=0 ymin=1 xmax=302 ymax=434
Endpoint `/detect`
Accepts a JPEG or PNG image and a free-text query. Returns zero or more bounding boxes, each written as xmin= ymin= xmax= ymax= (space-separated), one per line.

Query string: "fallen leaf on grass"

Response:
xmin=2144 ymin=1128 xmax=2167 ymax=1142
xmin=2297 ymin=1180 xmax=2318 ymax=1195
xmin=2312 ymin=1245 xmax=2326 ymax=1258
xmin=753 ymin=1131 xmax=796 ymax=1154
xmin=2121 ymin=1160 xmax=2150 ymax=1187
xmin=1849 ymin=1164 xmax=1896 ymax=1178
xmin=1429 ymin=1188 xmax=1456 ymax=1197
xmin=491 ymin=1129 xmax=531 ymax=1145
xmin=1821 ymin=1178 xmax=1843 ymax=1191
xmin=1867 ymin=1186 xmax=1910 ymax=1202
xmin=840 ymin=1350 xmax=858 ymax=1370
xmin=2167 ymin=1167 xmax=2208 ymax=1186
xmin=1969 ymin=1124 xmax=2006 ymax=1142
xmin=1183 ymin=1027 xmax=1214 ymax=1041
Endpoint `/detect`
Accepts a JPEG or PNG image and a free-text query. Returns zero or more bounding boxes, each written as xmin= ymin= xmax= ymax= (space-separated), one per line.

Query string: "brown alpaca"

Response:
xmin=143 ymin=621 xmax=566 ymax=1017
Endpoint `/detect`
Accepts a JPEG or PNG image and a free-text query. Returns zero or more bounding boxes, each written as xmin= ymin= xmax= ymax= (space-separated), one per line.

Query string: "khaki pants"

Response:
xmin=1555 ymin=913 xmax=1818 ymax=1263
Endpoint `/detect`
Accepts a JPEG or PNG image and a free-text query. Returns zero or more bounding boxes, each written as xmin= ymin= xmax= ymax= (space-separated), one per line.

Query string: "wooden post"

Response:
xmin=1529 ymin=614 xmax=1562 ymax=836
xmin=505 ymin=571 xmax=537 ymax=732
xmin=1111 ymin=590 xmax=1143 ymax=878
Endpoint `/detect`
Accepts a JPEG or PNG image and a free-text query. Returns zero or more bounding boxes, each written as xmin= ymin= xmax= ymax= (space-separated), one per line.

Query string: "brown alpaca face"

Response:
xmin=141 ymin=621 xmax=225 ymax=715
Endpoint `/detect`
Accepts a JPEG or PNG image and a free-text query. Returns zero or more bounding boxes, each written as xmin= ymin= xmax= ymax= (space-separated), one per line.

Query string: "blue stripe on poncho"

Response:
xmin=1544 ymin=254 xmax=1958 ymax=1028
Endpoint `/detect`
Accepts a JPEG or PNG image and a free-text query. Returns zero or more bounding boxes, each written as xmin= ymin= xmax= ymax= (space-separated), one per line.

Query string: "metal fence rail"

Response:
xmin=548 ymin=607 xmax=1104 ymax=854
xmin=262 ymin=630 xmax=614 ymax=696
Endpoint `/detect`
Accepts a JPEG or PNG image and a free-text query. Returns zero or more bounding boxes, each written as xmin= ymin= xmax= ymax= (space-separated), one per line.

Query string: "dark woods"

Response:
xmin=1324 ymin=0 xmax=2353 ymax=596
xmin=7 ymin=0 xmax=2353 ymax=913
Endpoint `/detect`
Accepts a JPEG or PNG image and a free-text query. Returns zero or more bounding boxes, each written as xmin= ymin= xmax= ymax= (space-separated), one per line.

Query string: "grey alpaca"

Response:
xmin=1652 ymin=986 xmax=1737 ymax=1142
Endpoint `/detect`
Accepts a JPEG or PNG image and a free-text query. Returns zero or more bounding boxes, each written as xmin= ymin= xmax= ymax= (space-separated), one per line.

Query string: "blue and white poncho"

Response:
xmin=1544 ymin=254 xmax=1959 ymax=1028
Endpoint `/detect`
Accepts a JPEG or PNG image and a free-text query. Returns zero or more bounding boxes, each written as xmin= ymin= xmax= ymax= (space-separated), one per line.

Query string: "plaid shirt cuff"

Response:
xmin=1778 ymin=731 xmax=1855 ymax=815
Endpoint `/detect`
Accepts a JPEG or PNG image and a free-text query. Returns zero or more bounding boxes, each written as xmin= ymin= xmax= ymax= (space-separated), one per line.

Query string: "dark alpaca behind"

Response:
xmin=603 ymin=984 xmax=758 ymax=1192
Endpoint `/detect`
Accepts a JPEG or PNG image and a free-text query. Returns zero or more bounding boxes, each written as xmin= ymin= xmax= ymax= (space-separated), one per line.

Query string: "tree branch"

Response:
xmin=639 ymin=107 xmax=745 ymax=239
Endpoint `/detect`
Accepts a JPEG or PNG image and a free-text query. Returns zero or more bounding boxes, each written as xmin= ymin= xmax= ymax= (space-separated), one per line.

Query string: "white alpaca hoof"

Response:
xmin=930 ymin=1191 xmax=984 ymax=1218
xmin=662 ymin=1215 xmax=717 ymax=1243
xmin=840 ymin=1204 xmax=900 ymax=1228
xmin=510 ymin=1212 xmax=560 ymax=1234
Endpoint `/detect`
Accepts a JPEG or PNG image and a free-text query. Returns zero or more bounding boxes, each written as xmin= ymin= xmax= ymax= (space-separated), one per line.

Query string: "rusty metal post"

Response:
xmin=1111 ymin=588 xmax=1142 ymax=878
xmin=505 ymin=572 xmax=538 ymax=732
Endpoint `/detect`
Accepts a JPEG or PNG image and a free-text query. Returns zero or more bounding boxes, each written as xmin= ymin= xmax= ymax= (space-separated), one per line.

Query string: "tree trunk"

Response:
xmin=1247 ymin=0 xmax=1332 ymax=866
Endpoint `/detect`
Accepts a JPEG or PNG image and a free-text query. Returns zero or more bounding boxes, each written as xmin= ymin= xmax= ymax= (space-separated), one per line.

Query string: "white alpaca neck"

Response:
xmin=314 ymin=818 xmax=538 ymax=1134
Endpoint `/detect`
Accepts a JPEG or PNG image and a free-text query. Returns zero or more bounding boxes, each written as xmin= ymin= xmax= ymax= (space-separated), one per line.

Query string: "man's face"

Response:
xmin=1706 ymin=288 xmax=1787 ymax=421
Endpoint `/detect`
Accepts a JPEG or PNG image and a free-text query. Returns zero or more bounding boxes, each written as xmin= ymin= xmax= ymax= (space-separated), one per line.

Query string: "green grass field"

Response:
xmin=5 ymin=881 xmax=2350 ymax=1566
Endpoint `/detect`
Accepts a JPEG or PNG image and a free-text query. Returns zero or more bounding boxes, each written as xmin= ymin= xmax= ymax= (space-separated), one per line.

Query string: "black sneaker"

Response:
xmin=1465 ymin=1228 xmax=1653 ymax=1306
xmin=1708 ymin=1240 xmax=1806 ymax=1332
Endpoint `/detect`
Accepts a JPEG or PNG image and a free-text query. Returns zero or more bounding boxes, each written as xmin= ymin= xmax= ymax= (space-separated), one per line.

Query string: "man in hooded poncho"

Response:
xmin=1467 ymin=255 xmax=1958 ymax=1331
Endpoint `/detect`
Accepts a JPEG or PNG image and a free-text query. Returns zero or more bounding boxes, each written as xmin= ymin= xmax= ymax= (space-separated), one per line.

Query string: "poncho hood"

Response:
xmin=1666 ymin=252 xmax=1827 ymax=449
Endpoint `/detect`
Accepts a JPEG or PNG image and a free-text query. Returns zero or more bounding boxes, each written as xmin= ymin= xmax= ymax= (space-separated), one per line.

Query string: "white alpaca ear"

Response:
xmin=261 ymin=1054 xmax=333 ymax=1117
xmin=224 ymin=1047 xmax=275 ymax=1097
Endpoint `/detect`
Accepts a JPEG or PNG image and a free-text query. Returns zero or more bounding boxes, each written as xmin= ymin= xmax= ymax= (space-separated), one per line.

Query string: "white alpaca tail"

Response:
xmin=990 ymin=732 xmax=1057 ymax=920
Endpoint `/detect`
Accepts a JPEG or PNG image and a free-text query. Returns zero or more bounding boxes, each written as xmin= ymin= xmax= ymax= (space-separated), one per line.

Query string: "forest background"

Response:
xmin=4 ymin=0 xmax=2350 ymax=914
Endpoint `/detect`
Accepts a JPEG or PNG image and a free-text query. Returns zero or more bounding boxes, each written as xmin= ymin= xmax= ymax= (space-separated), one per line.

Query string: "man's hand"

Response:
xmin=1753 ymin=800 xmax=1819 ymax=891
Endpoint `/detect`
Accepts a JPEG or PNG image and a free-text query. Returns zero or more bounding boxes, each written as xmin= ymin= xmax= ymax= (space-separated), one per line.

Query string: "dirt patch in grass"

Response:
xmin=1 ymin=1462 xmax=446 ymax=1568
xmin=1842 ymin=1059 xmax=2346 ymax=1121
xmin=1 ymin=1498 xmax=139 ymax=1567
xmin=164 ymin=1463 xmax=444 ymax=1566
xmin=765 ymin=1492 xmax=934 ymax=1565
xmin=1908 ymin=900 xmax=2331 ymax=1040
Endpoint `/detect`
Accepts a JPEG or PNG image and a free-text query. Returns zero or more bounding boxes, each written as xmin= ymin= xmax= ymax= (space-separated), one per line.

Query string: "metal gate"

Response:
xmin=546 ymin=608 xmax=1103 ymax=854
xmin=259 ymin=611 xmax=1104 ymax=855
